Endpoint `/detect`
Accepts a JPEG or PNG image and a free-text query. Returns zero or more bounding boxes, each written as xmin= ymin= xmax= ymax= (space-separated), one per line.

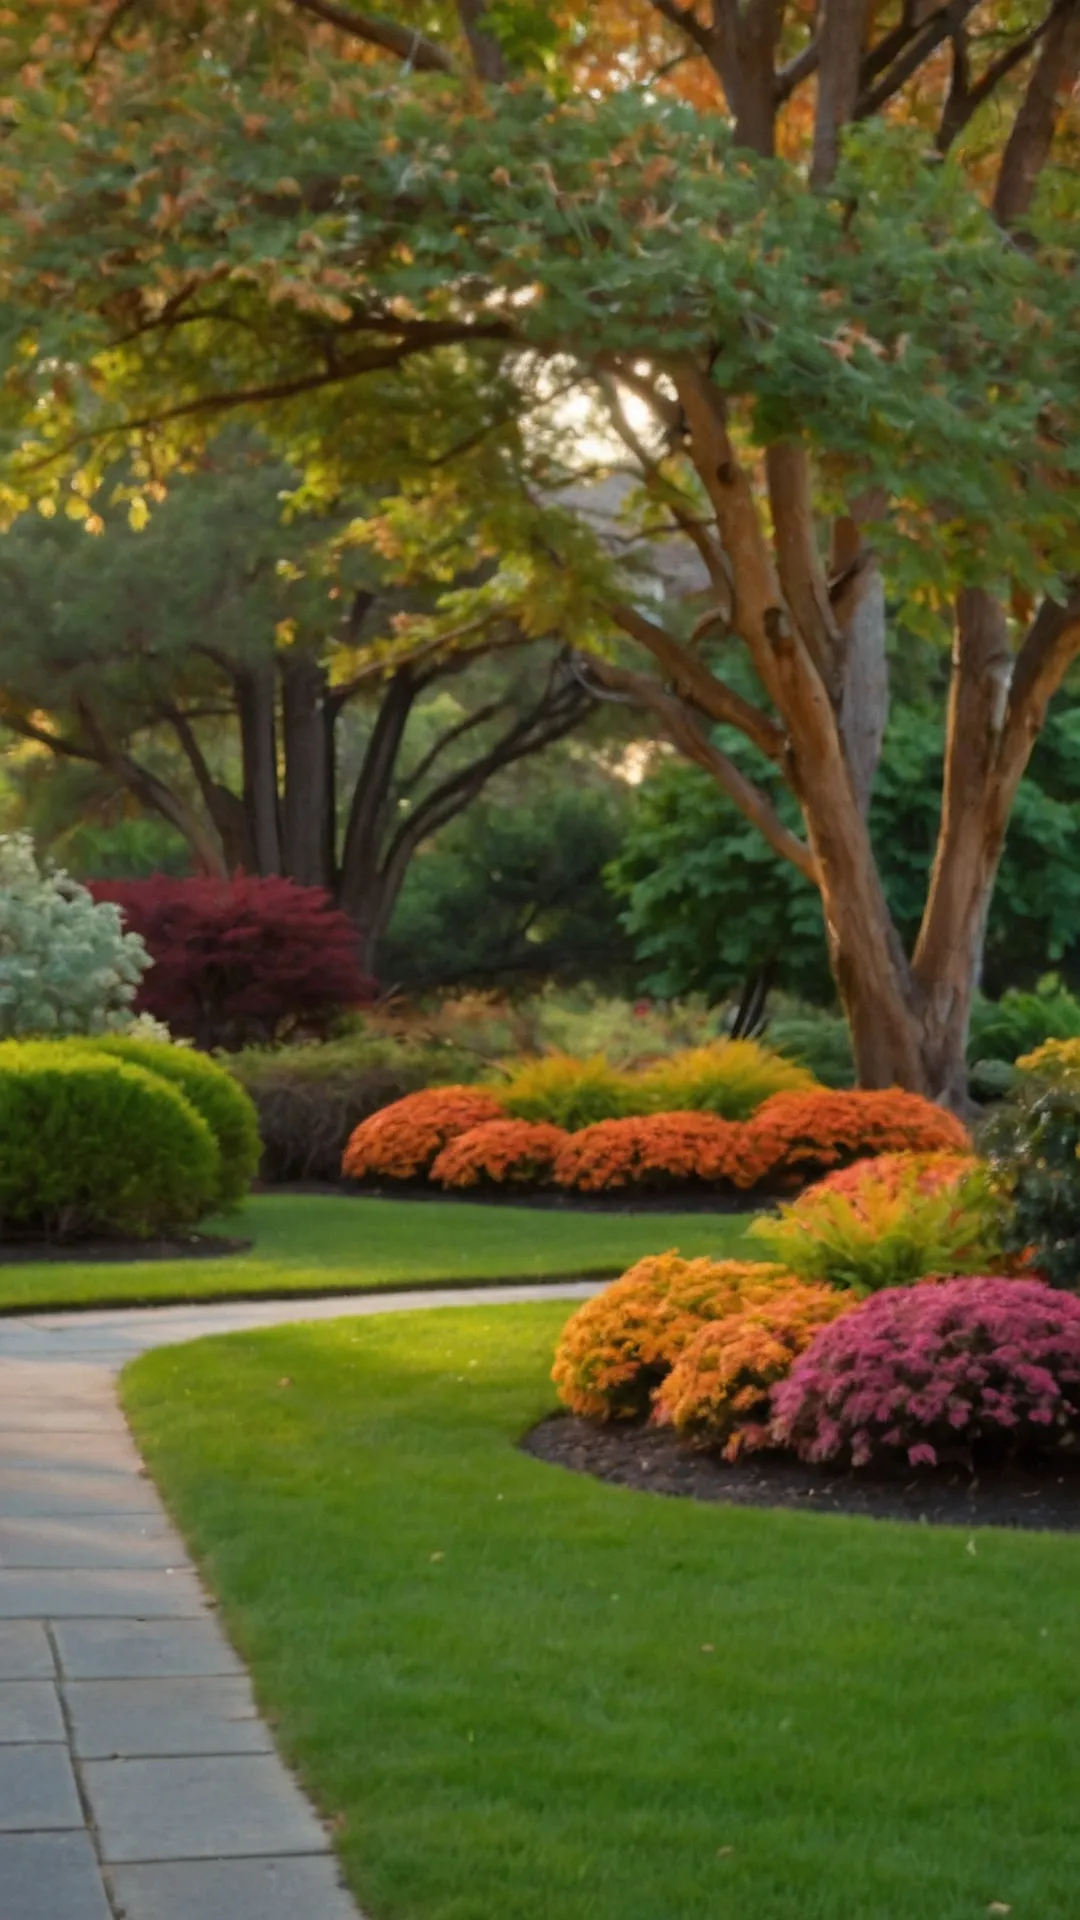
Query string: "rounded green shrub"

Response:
xmin=85 ymin=1036 xmax=260 ymax=1206
xmin=0 ymin=1042 xmax=218 ymax=1240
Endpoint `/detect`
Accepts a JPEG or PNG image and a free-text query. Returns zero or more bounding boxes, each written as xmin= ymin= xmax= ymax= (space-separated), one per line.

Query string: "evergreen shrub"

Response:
xmin=0 ymin=1042 xmax=218 ymax=1240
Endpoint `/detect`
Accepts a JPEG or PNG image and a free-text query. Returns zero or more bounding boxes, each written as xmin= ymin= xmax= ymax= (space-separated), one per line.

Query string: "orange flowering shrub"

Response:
xmin=430 ymin=1118 xmax=568 ymax=1189
xmin=734 ymin=1089 xmax=971 ymax=1189
xmin=341 ymin=1085 xmax=504 ymax=1182
xmin=654 ymin=1283 xmax=854 ymax=1456
xmin=552 ymin=1112 xmax=740 ymax=1193
xmin=807 ymin=1150 xmax=978 ymax=1208
xmin=552 ymin=1252 xmax=789 ymax=1419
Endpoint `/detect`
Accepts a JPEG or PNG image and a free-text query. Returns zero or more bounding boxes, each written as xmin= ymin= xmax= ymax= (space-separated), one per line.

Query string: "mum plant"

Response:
xmin=431 ymin=1119 xmax=568 ymax=1190
xmin=552 ymin=1113 xmax=740 ymax=1194
xmin=552 ymin=1253 xmax=788 ymax=1420
xmin=771 ymin=1277 xmax=1080 ymax=1470
xmin=342 ymin=1085 xmax=504 ymax=1183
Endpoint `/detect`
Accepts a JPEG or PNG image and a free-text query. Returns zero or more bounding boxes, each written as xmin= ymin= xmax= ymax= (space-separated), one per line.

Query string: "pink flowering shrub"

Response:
xmin=770 ymin=1277 xmax=1080 ymax=1470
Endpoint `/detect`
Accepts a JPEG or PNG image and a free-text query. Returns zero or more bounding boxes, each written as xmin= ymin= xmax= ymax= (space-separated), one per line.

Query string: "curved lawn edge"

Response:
xmin=0 ymin=1267 xmax=618 ymax=1319
xmin=0 ymin=1191 xmax=754 ymax=1316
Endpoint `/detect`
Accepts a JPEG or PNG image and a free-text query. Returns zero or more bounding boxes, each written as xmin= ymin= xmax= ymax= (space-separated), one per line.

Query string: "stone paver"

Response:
xmin=0 ymin=1619 xmax=54 ymax=1677
xmin=0 ymin=1515 xmax=186 ymax=1569
xmin=108 ymin=1856 xmax=360 ymax=1920
xmin=0 ymin=1277 xmax=599 ymax=1917
xmin=0 ymin=1833 xmax=112 ymax=1920
xmin=54 ymin=1615 xmax=246 ymax=1681
xmin=0 ymin=1744 xmax=84 ymax=1830
xmin=66 ymin=1677 xmax=270 ymax=1759
xmin=85 ymin=1753 xmax=329 ymax=1862
xmin=0 ymin=1679 xmax=66 ymax=1741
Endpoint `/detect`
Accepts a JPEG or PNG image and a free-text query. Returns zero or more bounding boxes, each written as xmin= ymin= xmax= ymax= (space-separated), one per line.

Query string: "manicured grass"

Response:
xmin=0 ymin=1193 xmax=751 ymax=1314
xmin=124 ymin=1302 xmax=1080 ymax=1920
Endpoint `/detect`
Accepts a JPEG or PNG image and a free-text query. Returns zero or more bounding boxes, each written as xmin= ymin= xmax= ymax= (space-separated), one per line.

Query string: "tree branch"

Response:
xmin=857 ymin=2 xmax=981 ymax=117
xmin=610 ymin=602 xmax=786 ymax=762
xmin=288 ymin=0 xmax=454 ymax=71
xmin=580 ymin=655 xmax=819 ymax=881
xmin=993 ymin=0 xmax=1080 ymax=226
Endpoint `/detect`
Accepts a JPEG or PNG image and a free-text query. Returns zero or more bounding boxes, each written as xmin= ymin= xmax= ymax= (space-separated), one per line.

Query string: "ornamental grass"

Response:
xmin=341 ymin=1085 xmax=504 ymax=1183
xmin=552 ymin=1112 xmax=740 ymax=1193
xmin=653 ymin=1281 xmax=854 ymax=1456
xmin=552 ymin=1252 xmax=789 ymax=1419
xmin=430 ymin=1119 xmax=569 ymax=1189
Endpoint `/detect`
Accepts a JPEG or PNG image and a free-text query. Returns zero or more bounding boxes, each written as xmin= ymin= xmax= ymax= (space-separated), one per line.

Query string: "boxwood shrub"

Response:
xmin=0 ymin=1042 xmax=218 ymax=1240
xmin=86 ymin=1035 xmax=260 ymax=1207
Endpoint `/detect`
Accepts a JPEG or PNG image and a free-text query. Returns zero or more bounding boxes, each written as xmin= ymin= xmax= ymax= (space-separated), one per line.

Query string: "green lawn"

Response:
xmin=124 ymin=1302 xmax=1080 ymax=1920
xmin=0 ymin=1193 xmax=751 ymax=1314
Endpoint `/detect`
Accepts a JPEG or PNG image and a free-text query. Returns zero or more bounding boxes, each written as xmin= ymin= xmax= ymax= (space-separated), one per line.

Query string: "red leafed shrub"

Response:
xmin=552 ymin=1113 xmax=741 ymax=1193
xmin=807 ymin=1150 xmax=978 ymax=1208
xmin=552 ymin=1252 xmax=789 ymax=1419
xmin=734 ymin=1089 xmax=971 ymax=1190
xmin=342 ymin=1086 xmax=504 ymax=1183
xmin=90 ymin=876 xmax=373 ymax=1050
xmin=430 ymin=1119 xmax=568 ymax=1190
xmin=770 ymin=1276 xmax=1080 ymax=1469
xmin=653 ymin=1283 xmax=855 ymax=1457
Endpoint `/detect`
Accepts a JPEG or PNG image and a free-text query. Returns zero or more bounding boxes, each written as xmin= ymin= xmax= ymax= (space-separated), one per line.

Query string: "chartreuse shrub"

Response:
xmin=637 ymin=1038 xmax=815 ymax=1120
xmin=750 ymin=1152 xmax=997 ymax=1295
xmin=431 ymin=1120 xmax=568 ymax=1190
xmin=551 ymin=1253 xmax=789 ymax=1419
xmin=0 ymin=833 xmax=148 ymax=1038
xmin=771 ymin=1277 xmax=1080 ymax=1469
xmin=496 ymin=1053 xmax=633 ymax=1130
xmin=653 ymin=1282 xmax=853 ymax=1455
xmin=86 ymin=1035 xmax=260 ymax=1207
xmin=342 ymin=1086 xmax=504 ymax=1183
xmin=0 ymin=1041 xmax=218 ymax=1240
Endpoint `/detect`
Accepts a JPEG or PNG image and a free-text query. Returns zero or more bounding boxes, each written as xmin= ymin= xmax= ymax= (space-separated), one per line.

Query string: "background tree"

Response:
xmin=0 ymin=436 xmax=596 ymax=976
xmin=3 ymin=0 xmax=1080 ymax=1102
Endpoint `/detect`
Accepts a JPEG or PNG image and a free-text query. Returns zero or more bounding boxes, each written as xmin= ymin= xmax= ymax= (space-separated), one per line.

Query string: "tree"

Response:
xmin=0 ymin=437 xmax=595 ymax=975
xmin=381 ymin=750 xmax=634 ymax=995
xmin=614 ymin=694 xmax=1080 ymax=1007
xmin=2 ymin=2 xmax=1080 ymax=1102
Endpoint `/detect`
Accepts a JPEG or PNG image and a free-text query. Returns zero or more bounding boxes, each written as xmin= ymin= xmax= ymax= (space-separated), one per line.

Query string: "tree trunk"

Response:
xmin=281 ymin=652 xmax=332 ymax=888
xmin=337 ymin=666 xmax=419 ymax=931
xmin=236 ymin=660 xmax=282 ymax=874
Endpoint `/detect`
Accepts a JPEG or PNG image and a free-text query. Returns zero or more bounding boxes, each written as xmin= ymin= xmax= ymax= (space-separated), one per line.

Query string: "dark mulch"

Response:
xmin=0 ymin=1233 xmax=251 ymax=1266
xmin=523 ymin=1411 xmax=1080 ymax=1534
xmin=259 ymin=1179 xmax=774 ymax=1215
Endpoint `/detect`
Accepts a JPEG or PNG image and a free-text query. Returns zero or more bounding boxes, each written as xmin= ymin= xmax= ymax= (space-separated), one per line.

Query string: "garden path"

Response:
xmin=0 ymin=1279 xmax=600 ymax=1920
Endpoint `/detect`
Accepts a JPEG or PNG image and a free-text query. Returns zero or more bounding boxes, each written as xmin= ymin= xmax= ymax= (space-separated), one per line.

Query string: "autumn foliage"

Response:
xmin=653 ymin=1283 xmax=854 ymax=1457
xmin=736 ymin=1090 xmax=971 ymax=1189
xmin=431 ymin=1118 xmax=569 ymax=1189
xmin=91 ymin=875 xmax=373 ymax=1050
xmin=771 ymin=1277 xmax=1080 ymax=1470
xmin=341 ymin=1086 xmax=504 ymax=1183
xmin=551 ymin=1113 xmax=741 ymax=1193
xmin=807 ymin=1151 xmax=978 ymax=1207
xmin=552 ymin=1253 xmax=789 ymax=1420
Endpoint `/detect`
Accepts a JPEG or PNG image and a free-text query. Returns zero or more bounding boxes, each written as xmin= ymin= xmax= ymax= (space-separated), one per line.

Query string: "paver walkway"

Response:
xmin=0 ymin=1280 xmax=599 ymax=1920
